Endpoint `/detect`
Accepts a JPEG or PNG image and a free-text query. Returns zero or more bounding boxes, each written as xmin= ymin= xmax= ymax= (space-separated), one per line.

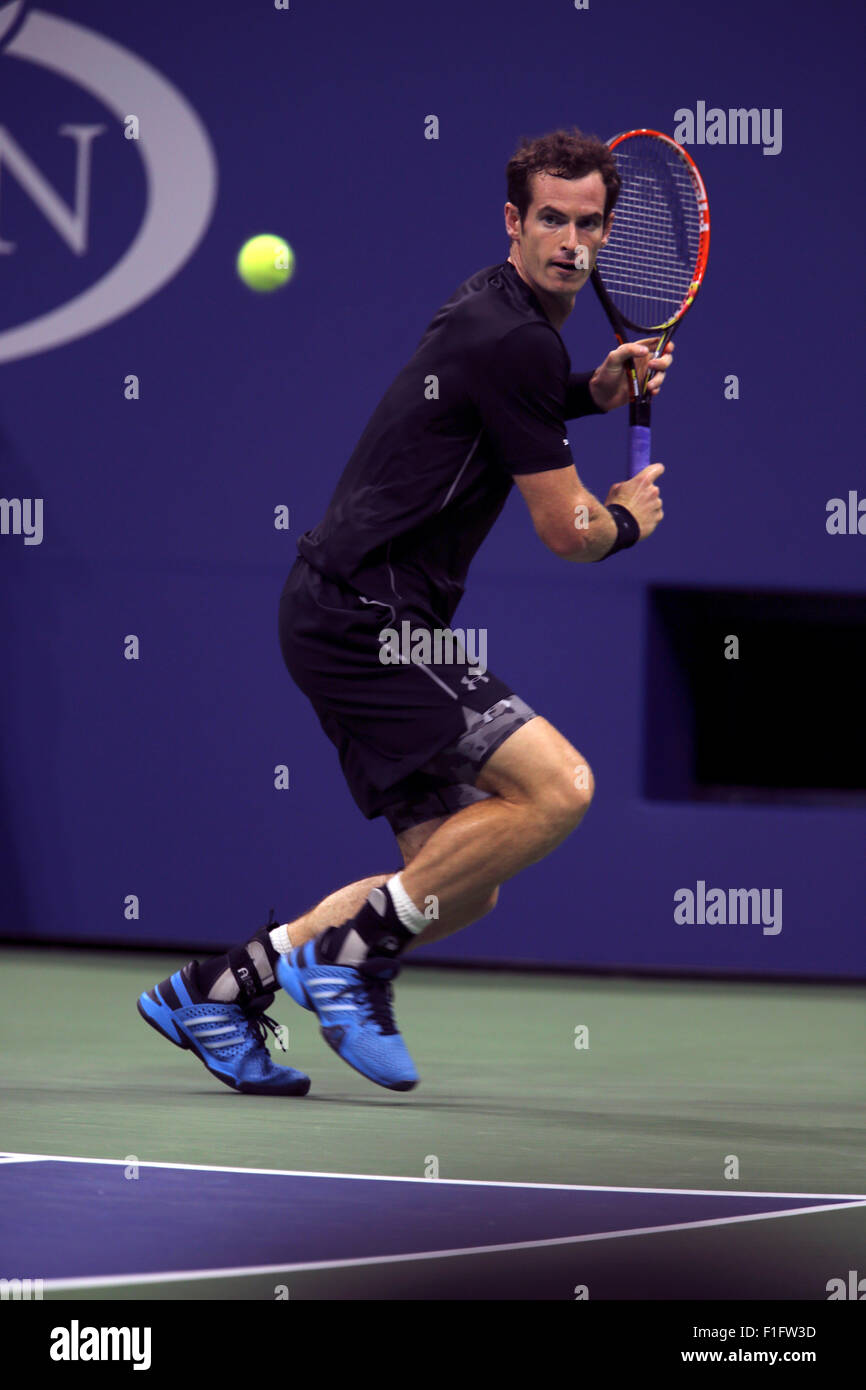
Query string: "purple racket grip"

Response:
xmin=628 ymin=425 xmax=651 ymax=478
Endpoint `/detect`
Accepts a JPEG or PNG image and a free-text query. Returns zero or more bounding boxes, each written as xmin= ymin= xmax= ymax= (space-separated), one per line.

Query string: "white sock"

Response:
xmin=386 ymin=874 xmax=427 ymax=934
xmin=269 ymin=923 xmax=293 ymax=955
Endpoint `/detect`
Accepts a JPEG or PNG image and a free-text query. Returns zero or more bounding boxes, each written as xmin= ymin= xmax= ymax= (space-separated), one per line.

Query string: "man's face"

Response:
xmin=505 ymin=170 xmax=613 ymax=306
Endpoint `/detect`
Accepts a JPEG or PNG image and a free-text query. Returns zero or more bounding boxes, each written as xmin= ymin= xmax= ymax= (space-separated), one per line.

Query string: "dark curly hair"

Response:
xmin=506 ymin=127 xmax=621 ymax=223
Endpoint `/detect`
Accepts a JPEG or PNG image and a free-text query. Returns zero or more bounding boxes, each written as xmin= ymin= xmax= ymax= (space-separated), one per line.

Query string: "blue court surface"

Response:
xmin=2 ymin=1153 xmax=863 ymax=1299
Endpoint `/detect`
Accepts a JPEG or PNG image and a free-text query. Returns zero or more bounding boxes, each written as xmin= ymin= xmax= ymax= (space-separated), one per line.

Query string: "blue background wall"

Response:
xmin=1 ymin=0 xmax=863 ymax=975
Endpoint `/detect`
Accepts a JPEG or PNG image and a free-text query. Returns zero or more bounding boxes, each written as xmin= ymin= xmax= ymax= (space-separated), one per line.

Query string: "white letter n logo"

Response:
xmin=0 ymin=123 xmax=106 ymax=254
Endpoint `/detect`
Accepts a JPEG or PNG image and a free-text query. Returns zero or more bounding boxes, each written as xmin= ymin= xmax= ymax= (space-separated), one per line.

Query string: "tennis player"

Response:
xmin=137 ymin=128 xmax=671 ymax=1095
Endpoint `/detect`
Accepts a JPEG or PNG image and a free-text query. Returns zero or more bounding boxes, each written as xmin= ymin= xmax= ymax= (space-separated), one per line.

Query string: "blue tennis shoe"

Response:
xmin=277 ymin=943 xmax=418 ymax=1091
xmin=137 ymin=961 xmax=311 ymax=1096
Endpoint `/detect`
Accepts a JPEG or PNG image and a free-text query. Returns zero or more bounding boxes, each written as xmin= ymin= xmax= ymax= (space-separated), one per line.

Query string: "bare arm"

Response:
xmin=514 ymin=463 xmax=665 ymax=562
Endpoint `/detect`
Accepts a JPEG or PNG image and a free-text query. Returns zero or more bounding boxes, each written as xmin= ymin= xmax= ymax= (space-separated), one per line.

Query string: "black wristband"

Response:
xmin=598 ymin=504 xmax=640 ymax=559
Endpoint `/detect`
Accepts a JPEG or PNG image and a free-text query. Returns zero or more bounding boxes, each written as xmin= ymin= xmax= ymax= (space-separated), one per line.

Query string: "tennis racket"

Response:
xmin=591 ymin=129 xmax=710 ymax=477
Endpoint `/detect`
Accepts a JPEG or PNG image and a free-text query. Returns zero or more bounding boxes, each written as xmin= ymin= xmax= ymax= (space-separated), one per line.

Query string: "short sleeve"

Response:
xmin=564 ymin=372 xmax=606 ymax=419
xmin=475 ymin=323 xmax=575 ymax=476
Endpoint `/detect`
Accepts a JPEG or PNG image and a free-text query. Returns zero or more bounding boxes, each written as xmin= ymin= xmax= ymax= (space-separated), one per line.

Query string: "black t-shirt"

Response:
xmin=297 ymin=259 xmax=604 ymax=623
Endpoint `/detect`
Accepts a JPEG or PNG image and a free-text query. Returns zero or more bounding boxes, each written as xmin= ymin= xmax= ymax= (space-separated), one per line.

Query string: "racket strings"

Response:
xmin=596 ymin=140 xmax=703 ymax=329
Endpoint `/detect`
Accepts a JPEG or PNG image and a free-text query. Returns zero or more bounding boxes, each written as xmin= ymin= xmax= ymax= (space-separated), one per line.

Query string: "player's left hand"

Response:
xmin=588 ymin=338 xmax=675 ymax=411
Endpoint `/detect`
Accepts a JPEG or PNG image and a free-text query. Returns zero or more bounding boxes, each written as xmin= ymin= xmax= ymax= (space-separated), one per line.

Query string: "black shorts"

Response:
xmin=278 ymin=557 xmax=536 ymax=832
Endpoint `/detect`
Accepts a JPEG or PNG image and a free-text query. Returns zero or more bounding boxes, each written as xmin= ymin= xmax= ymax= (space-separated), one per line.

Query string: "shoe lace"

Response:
xmin=335 ymin=974 xmax=398 ymax=1036
xmin=236 ymin=916 xmax=287 ymax=1054
xmin=238 ymin=1000 xmax=287 ymax=1053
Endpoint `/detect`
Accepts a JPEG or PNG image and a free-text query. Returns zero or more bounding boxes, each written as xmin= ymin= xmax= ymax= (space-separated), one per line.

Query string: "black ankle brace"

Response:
xmin=226 ymin=925 xmax=281 ymax=1007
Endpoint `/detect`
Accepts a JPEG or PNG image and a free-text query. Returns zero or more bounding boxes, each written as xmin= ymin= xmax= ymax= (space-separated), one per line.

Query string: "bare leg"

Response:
xmin=396 ymin=817 xmax=503 ymax=950
xmin=282 ymin=875 xmax=392 ymax=949
xmin=280 ymin=717 xmax=593 ymax=954
xmin=280 ymin=844 xmax=500 ymax=951
xmin=398 ymin=717 xmax=593 ymax=943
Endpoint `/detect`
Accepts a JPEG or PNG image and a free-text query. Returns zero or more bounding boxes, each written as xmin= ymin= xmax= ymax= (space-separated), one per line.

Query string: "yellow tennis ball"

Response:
xmin=237 ymin=234 xmax=295 ymax=292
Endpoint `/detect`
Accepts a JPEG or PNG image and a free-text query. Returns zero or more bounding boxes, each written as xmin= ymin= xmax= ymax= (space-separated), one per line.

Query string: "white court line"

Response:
xmin=37 ymin=1199 xmax=866 ymax=1293
xmin=1 ymin=1151 xmax=864 ymax=1202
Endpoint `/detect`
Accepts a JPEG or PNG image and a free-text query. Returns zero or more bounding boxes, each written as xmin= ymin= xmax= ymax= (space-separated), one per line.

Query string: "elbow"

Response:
xmin=543 ymin=526 xmax=594 ymax=562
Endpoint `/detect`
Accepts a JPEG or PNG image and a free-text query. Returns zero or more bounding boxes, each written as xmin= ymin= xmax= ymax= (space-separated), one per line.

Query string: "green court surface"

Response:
xmin=1 ymin=947 xmax=864 ymax=1299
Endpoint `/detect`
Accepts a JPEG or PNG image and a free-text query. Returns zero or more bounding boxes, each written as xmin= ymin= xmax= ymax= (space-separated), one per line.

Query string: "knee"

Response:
xmin=470 ymin=885 xmax=500 ymax=918
xmin=539 ymin=761 xmax=595 ymax=837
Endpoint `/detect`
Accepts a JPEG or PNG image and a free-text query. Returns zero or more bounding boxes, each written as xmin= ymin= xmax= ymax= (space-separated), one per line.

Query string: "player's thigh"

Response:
xmin=475 ymin=715 xmax=594 ymax=815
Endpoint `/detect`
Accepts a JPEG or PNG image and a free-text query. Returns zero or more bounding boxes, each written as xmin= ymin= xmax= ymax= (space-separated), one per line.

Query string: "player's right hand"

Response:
xmin=605 ymin=463 xmax=665 ymax=540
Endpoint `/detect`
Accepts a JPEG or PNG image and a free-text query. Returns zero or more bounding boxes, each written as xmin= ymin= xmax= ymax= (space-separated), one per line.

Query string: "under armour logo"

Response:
xmin=378 ymin=936 xmax=399 ymax=953
xmin=461 ymin=673 xmax=490 ymax=691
